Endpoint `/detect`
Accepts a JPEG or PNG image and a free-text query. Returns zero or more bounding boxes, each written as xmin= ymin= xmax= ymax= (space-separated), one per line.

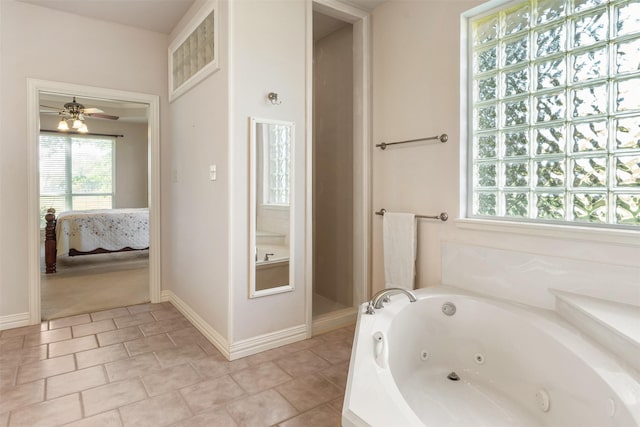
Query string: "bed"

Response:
xmin=44 ymin=208 xmax=149 ymax=274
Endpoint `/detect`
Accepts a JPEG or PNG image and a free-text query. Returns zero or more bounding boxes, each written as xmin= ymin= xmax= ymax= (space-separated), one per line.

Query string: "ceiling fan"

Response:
xmin=40 ymin=97 xmax=120 ymax=121
xmin=40 ymin=97 xmax=119 ymax=133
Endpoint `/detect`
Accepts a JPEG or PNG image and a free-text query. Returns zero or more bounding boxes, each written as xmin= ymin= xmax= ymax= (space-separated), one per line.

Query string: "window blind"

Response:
xmin=39 ymin=133 xmax=114 ymax=224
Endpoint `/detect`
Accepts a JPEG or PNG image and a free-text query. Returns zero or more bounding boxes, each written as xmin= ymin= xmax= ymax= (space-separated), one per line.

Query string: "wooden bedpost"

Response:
xmin=45 ymin=208 xmax=57 ymax=274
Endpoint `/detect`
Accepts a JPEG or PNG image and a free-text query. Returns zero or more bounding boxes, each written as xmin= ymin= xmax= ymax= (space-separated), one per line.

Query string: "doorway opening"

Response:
xmin=308 ymin=2 xmax=371 ymax=334
xmin=312 ymin=12 xmax=354 ymax=316
xmin=27 ymin=79 xmax=161 ymax=324
xmin=38 ymin=92 xmax=151 ymax=320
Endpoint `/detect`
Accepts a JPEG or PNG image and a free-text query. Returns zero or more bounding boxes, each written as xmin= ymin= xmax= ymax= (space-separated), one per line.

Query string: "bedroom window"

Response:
xmin=39 ymin=133 xmax=115 ymax=222
xmin=465 ymin=0 xmax=640 ymax=228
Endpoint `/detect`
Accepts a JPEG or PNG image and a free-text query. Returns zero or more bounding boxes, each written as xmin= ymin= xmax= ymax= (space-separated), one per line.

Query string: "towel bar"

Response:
xmin=375 ymin=208 xmax=448 ymax=222
xmin=376 ymin=133 xmax=448 ymax=150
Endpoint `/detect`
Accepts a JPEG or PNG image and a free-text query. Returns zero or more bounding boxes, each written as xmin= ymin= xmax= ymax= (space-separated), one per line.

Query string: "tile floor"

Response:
xmin=0 ymin=302 xmax=355 ymax=427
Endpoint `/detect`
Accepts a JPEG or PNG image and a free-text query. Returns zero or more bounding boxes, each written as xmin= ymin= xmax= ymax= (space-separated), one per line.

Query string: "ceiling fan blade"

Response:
xmin=86 ymin=113 xmax=119 ymax=120
xmin=40 ymin=105 xmax=62 ymax=111
xmin=82 ymin=107 xmax=104 ymax=114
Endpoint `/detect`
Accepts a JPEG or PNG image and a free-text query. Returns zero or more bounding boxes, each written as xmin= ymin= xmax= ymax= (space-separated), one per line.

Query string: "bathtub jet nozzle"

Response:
xmin=447 ymin=371 xmax=460 ymax=381
xmin=442 ymin=302 xmax=456 ymax=316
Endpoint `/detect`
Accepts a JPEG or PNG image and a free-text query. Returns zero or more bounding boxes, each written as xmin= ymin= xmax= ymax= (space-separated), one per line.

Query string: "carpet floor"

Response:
xmin=41 ymin=251 xmax=149 ymax=320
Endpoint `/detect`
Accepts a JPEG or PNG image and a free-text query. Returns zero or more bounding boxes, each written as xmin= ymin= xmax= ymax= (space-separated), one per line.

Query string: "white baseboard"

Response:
xmin=229 ymin=324 xmax=308 ymax=361
xmin=159 ymin=290 xmax=171 ymax=303
xmin=0 ymin=312 xmax=31 ymax=331
xmin=161 ymin=290 xmax=310 ymax=361
xmin=161 ymin=290 xmax=231 ymax=359
xmin=312 ymin=307 xmax=358 ymax=335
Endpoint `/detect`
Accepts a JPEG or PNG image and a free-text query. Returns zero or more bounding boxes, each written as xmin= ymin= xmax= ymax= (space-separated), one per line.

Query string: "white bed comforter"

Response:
xmin=56 ymin=208 xmax=149 ymax=256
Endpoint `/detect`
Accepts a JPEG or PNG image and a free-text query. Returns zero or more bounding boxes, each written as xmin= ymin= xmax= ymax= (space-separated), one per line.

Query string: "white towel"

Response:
xmin=383 ymin=212 xmax=417 ymax=289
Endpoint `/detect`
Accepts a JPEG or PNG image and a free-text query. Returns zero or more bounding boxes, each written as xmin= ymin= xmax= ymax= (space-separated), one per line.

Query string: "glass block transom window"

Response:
xmin=172 ymin=10 xmax=215 ymax=91
xmin=470 ymin=0 xmax=640 ymax=227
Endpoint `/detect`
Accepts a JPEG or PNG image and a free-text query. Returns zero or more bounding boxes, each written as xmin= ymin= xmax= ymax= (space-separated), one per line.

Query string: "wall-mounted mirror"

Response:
xmin=249 ymin=117 xmax=295 ymax=298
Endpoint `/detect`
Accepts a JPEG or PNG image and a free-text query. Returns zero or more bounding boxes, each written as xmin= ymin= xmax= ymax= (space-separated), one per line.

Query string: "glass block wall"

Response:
xmin=470 ymin=0 xmax=640 ymax=227
xmin=266 ymin=124 xmax=291 ymax=206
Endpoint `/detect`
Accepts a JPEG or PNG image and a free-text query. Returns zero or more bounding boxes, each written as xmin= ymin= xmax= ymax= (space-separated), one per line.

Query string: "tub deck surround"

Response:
xmin=343 ymin=286 xmax=640 ymax=427
xmin=552 ymin=290 xmax=640 ymax=375
xmin=255 ymin=244 xmax=289 ymax=264
xmin=441 ymin=242 xmax=640 ymax=310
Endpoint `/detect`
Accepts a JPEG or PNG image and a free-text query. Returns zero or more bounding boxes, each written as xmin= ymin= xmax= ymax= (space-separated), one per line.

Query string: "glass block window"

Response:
xmin=39 ymin=133 xmax=114 ymax=225
xmin=263 ymin=124 xmax=291 ymax=206
xmin=469 ymin=0 xmax=640 ymax=227
xmin=168 ymin=2 xmax=218 ymax=102
xmin=172 ymin=10 xmax=215 ymax=91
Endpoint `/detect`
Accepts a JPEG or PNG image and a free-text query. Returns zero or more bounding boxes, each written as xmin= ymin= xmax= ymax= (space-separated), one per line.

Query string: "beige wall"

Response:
xmin=313 ymin=25 xmax=354 ymax=307
xmin=371 ymin=0 xmax=639 ymax=295
xmin=39 ymin=115 xmax=149 ymax=209
xmin=230 ymin=0 xmax=307 ymax=342
xmin=166 ymin=0 xmax=308 ymax=348
xmin=165 ymin=0 xmax=231 ymax=341
xmin=372 ymin=0 xmax=478 ymax=292
xmin=0 ymin=0 xmax=168 ymax=319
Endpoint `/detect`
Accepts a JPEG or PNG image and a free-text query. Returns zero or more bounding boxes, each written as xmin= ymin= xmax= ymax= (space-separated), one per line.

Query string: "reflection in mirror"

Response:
xmin=249 ymin=117 xmax=295 ymax=298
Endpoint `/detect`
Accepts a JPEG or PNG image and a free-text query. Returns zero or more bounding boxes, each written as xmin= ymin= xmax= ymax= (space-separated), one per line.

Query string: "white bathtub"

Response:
xmin=255 ymin=245 xmax=289 ymax=291
xmin=343 ymin=286 xmax=640 ymax=427
xmin=256 ymin=244 xmax=289 ymax=265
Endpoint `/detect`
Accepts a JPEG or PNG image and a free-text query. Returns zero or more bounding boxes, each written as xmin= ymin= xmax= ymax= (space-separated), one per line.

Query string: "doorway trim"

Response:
xmin=26 ymin=78 xmax=161 ymax=324
xmin=306 ymin=0 xmax=371 ymax=334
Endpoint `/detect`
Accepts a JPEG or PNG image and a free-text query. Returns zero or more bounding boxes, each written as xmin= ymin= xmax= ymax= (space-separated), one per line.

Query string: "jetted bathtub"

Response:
xmin=343 ymin=286 xmax=640 ymax=426
xmin=255 ymin=245 xmax=289 ymax=291
xmin=256 ymin=244 xmax=289 ymax=265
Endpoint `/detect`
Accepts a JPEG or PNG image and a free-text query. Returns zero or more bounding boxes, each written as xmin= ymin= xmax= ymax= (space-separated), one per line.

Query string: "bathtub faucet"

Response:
xmin=264 ymin=253 xmax=275 ymax=261
xmin=366 ymin=288 xmax=417 ymax=314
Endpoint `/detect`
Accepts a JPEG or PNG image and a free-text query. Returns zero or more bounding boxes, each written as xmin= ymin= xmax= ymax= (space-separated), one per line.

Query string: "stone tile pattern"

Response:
xmin=0 ymin=302 xmax=353 ymax=427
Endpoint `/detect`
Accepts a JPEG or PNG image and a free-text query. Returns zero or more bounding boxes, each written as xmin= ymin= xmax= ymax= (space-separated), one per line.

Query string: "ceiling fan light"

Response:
xmin=57 ymin=119 xmax=69 ymax=131
xmin=72 ymin=118 xmax=83 ymax=129
xmin=78 ymin=123 xmax=89 ymax=133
